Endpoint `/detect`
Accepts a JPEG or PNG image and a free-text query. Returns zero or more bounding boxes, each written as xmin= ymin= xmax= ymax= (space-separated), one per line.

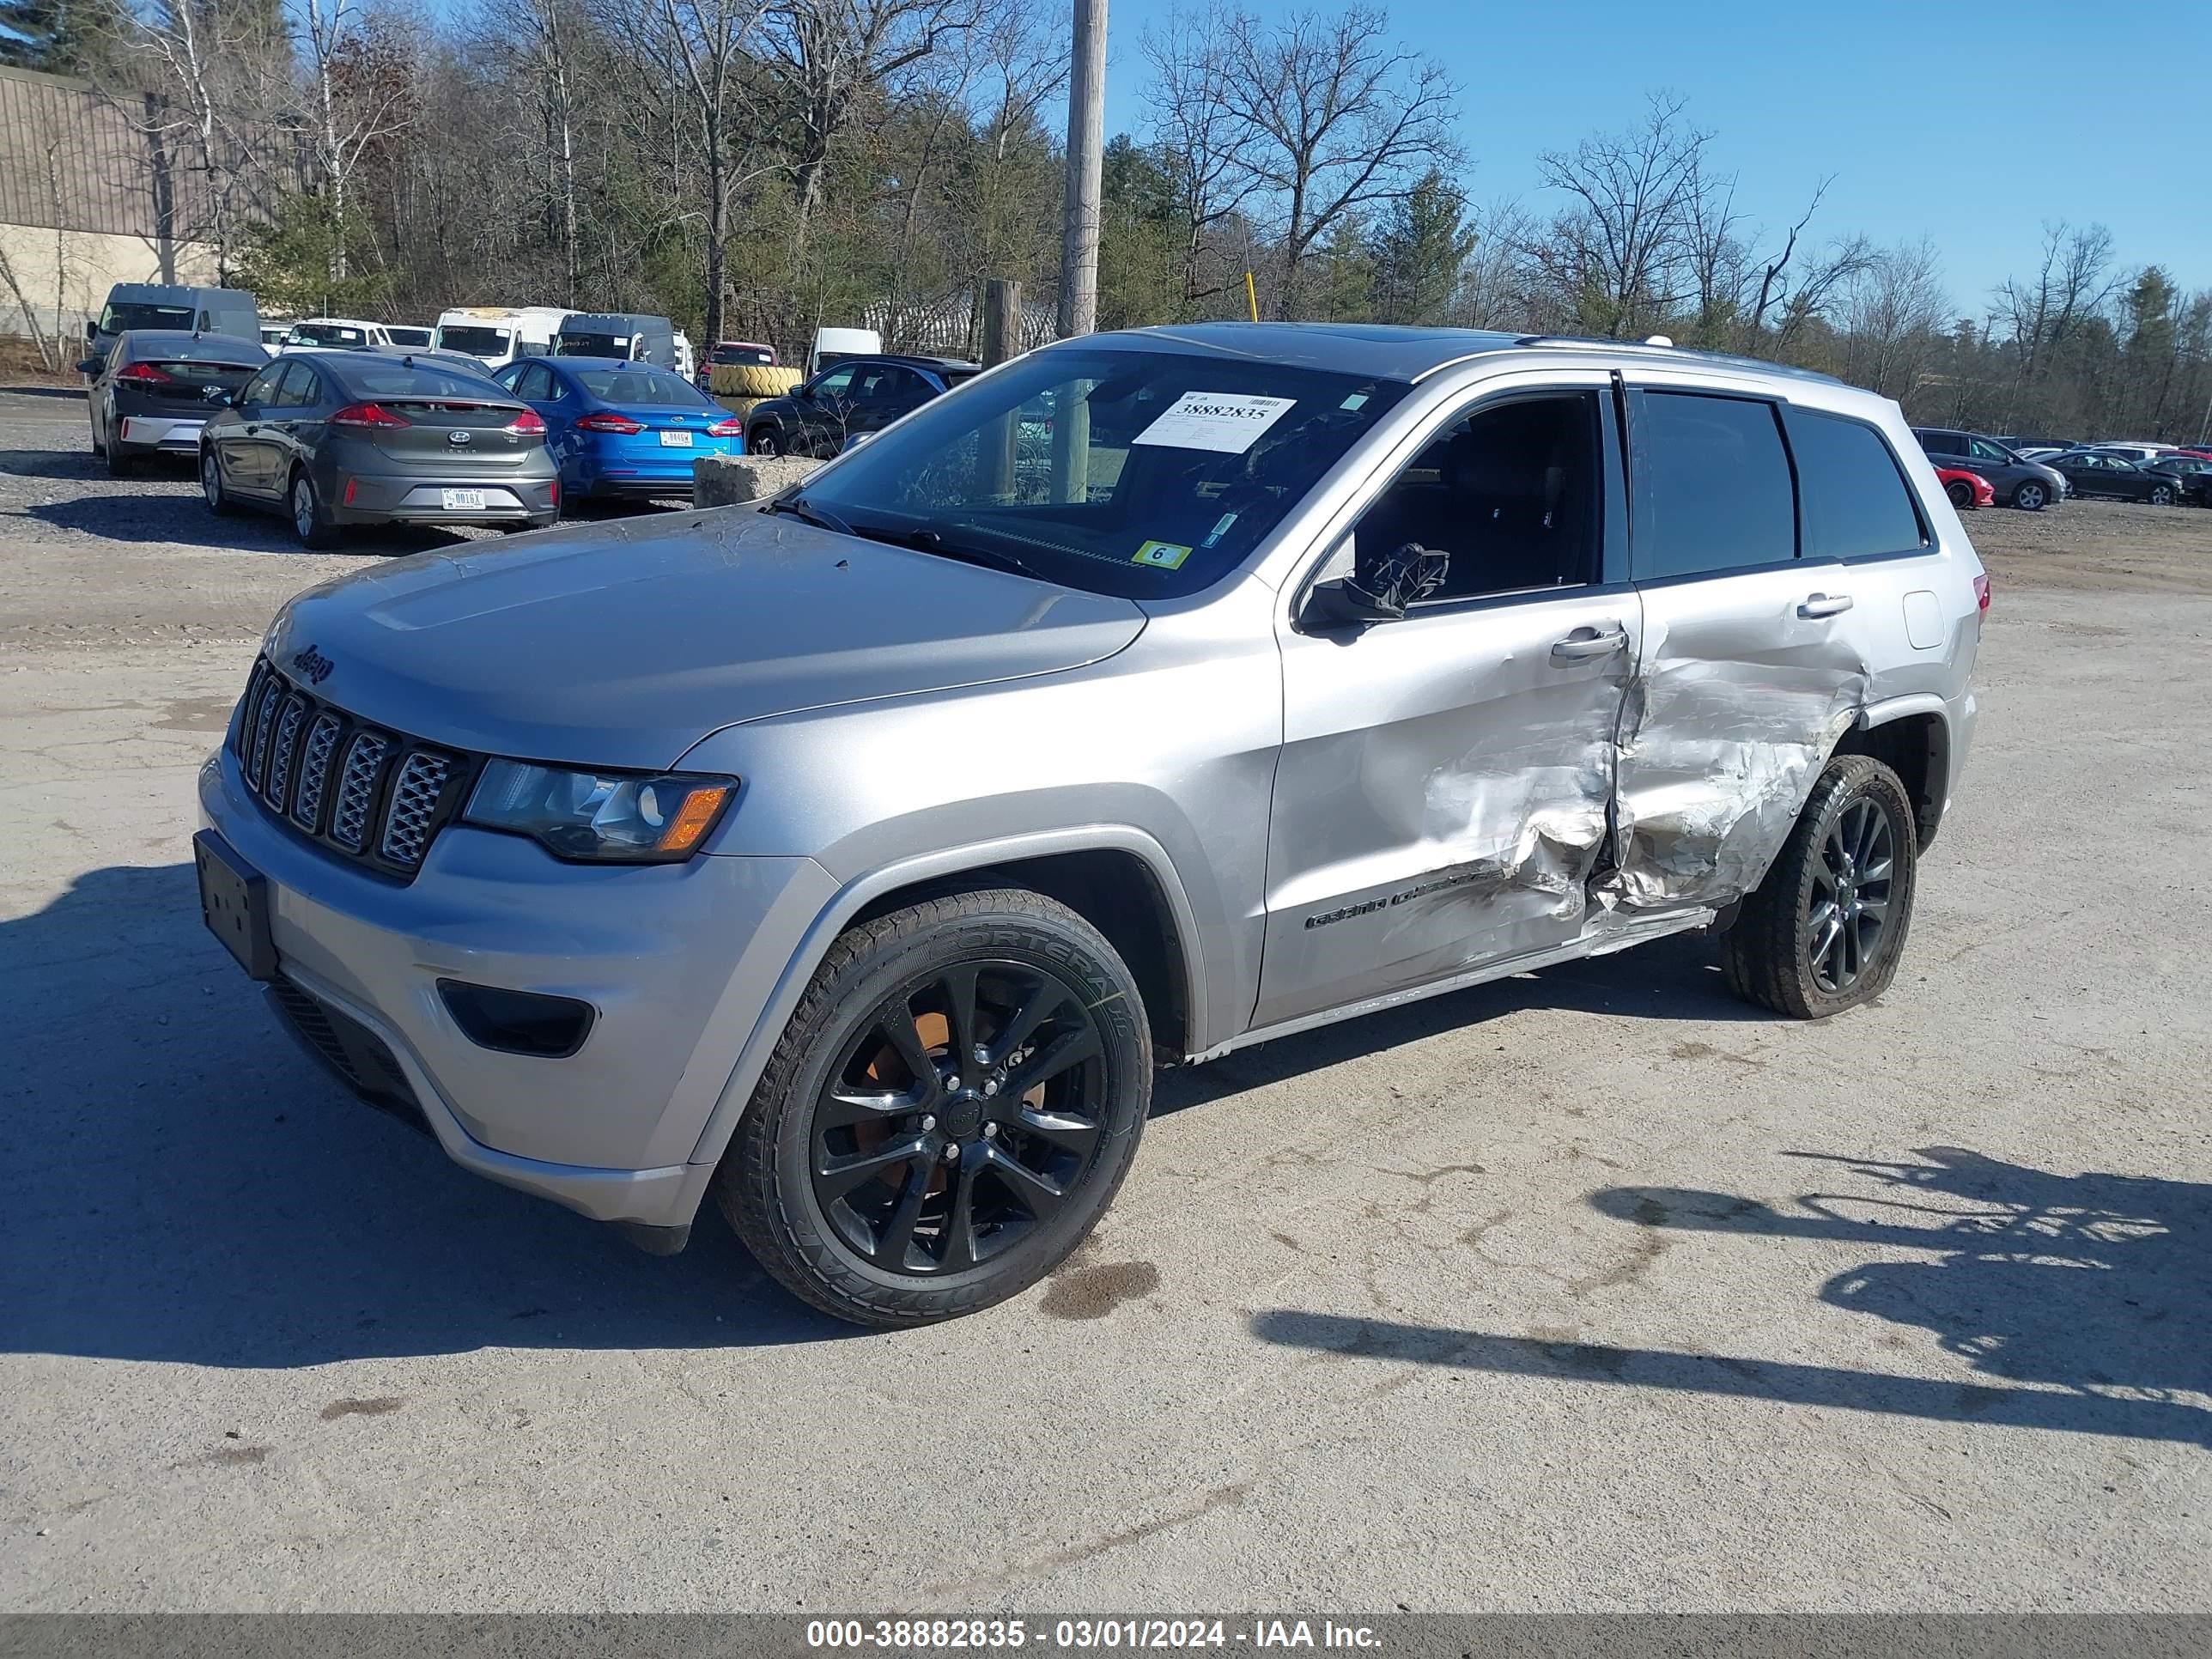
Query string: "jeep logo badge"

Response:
xmin=291 ymin=645 xmax=334 ymax=684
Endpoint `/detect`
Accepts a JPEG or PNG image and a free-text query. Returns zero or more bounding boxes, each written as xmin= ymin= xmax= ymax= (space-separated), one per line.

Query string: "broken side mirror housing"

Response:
xmin=1301 ymin=538 xmax=1449 ymax=631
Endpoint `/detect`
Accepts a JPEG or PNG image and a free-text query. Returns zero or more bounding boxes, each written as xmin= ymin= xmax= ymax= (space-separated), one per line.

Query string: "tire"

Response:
xmin=1944 ymin=479 xmax=1974 ymax=509
xmin=748 ymin=425 xmax=781 ymax=458
xmin=104 ymin=427 xmax=134 ymax=477
xmin=200 ymin=447 xmax=236 ymax=516
xmin=1718 ymin=754 xmax=1919 ymax=1019
xmin=289 ymin=468 xmax=342 ymax=550
xmin=2148 ymin=483 xmax=2174 ymax=507
xmin=710 ymin=363 xmax=801 ymax=398
xmin=2010 ymin=480 xmax=2048 ymax=511
xmin=718 ymin=888 xmax=1152 ymax=1328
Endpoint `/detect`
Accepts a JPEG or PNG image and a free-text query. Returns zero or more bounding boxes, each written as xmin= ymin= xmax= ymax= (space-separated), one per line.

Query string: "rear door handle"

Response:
xmin=1798 ymin=592 xmax=1854 ymax=619
xmin=1551 ymin=626 xmax=1629 ymax=662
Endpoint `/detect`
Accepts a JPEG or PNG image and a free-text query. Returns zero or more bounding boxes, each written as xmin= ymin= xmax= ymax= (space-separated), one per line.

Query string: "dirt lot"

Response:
xmin=2 ymin=387 xmax=2209 ymax=1613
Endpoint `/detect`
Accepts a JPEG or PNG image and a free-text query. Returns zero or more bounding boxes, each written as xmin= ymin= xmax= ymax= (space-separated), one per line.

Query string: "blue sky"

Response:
xmin=1095 ymin=0 xmax=2209 ymax=314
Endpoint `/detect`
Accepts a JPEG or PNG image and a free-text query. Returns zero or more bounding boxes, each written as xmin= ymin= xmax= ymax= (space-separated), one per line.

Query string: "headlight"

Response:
xmin=464 ymin=761 xmax=736 ymax=862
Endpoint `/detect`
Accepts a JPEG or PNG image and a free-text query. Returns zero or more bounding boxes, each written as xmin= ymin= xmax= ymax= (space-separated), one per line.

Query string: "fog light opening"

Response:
xmin=436 ymin=979 xmax=596 ymax=1059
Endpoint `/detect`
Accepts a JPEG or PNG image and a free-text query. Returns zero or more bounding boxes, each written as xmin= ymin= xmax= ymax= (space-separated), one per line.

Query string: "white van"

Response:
xmin=809 ymin=325 xmax=883 ymax=375
xmin=432 ymin=306 xmax=575 ymax=369
xmin=276 ymin=317 xmax=395 ymax=351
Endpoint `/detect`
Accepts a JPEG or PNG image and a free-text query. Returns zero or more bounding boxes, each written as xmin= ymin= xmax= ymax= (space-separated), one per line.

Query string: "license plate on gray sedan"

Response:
xmin=659 ymin=430 xmax=693 ymax=447
xmin=441 ymin=489 xmax=486 ymax=510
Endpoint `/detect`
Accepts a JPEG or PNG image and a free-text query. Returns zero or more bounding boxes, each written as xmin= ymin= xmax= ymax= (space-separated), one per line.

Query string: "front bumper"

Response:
xmin=199 ymin=748 xmax=836 ymax=1229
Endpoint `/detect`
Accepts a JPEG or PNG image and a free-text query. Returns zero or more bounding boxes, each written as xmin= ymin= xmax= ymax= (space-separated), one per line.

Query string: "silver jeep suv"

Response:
xmin=196 ymin=325 xmax=1984 ymax=1327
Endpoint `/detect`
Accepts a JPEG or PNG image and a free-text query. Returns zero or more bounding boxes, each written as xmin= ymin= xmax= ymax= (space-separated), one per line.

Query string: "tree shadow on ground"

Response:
xmin=1252 ymin=1146 xmax=2212 ymax=1446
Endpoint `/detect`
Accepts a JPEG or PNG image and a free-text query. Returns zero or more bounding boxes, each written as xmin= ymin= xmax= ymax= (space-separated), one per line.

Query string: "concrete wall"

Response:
xmin=0 ymin=222 xmax=221 ymax=357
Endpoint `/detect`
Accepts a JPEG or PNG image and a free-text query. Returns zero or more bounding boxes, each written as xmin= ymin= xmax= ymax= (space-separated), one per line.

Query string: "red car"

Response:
xmin=1936 ymin=466 xmax=1994 ymax=510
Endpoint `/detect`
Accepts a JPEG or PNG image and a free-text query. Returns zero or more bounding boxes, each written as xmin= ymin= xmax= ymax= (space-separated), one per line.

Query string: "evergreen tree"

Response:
xmin=1370 ymin=171 xmax=1476 ymax=325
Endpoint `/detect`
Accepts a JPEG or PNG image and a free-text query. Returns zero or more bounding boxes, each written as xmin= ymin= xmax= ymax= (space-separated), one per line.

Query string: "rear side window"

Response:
xmin=1916 ymin=429 xmax=1966 ymax=456
xmin=271 ymin=362 xmax=321 ymax=407
xmin=1632 ymin=392 xmax=1796 ymax=580
xmin=1784 ymin=408 xmax=1928 ymax=561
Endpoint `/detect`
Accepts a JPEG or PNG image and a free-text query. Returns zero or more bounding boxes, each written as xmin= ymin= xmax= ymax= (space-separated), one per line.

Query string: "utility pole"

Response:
xmin=1057 ymin=0 xmax=1106 ymax=339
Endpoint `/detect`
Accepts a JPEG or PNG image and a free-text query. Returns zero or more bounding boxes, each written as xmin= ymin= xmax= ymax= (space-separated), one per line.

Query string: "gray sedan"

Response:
xmin=198 ymin=351 xmax=560 ymax=548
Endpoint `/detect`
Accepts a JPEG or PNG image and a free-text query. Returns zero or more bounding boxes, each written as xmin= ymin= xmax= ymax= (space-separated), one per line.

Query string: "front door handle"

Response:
xmin=1552 ymin=626 xmax=1629 ymax=662
xmin=1798 ymin=592 xmax=1855 ymax=619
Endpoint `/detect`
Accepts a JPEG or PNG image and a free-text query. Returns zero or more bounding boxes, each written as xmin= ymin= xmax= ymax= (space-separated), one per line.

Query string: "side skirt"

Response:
xmin=1185 ymin=908 xmax=1716 ymax=1064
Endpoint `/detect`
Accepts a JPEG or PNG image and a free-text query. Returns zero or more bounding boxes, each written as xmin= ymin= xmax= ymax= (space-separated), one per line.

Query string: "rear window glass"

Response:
xmin=131 ymin=335 xmax=262 ymax=365
xmin=572 ymin=368 xmax=708 ymax=405
xmin=336 ymin=365 xmax=507 ymax=398
xmin=437 ymin=325 xmax=509 ymax=355
xmin=711 ymin=344 xmax=774 ymax=366
xmin=1785 ymin=409 xmax=1927 ymax=560
xmin=143 ymin=361 xmax=259 ymax=392
xmin=100 ymin=301 xmax=195 ymax=332
xmin=1634 ymin=392 xmax=1796 ymax=580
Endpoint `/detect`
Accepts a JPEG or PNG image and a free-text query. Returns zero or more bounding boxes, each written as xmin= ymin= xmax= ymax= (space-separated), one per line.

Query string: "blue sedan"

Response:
xmin=493 ymin=356 xmax=742 ymax=502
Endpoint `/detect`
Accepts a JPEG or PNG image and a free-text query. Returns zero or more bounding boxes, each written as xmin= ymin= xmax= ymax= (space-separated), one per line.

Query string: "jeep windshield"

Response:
xmin=789 ymin=348 xmax=1410 ymax=599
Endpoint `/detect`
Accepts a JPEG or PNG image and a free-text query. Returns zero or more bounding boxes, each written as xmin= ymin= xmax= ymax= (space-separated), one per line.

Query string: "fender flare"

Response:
xmin=683 ymin=823 xmax=1210 ymax=1172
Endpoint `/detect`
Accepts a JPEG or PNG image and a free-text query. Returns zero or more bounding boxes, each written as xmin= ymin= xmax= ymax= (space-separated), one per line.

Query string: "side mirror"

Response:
xmin=76 ymin=357 xmax=101 ymax=376
xmin=83 ymin=320 xmax=96 ymax=343
xmin=203 ymin=386 xmax=234 ymax=405
xmin=1302 ymin=541 xmax=1449 ymax=631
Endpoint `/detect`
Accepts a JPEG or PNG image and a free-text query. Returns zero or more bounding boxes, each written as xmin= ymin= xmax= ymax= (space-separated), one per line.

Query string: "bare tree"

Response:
xmin=1838 ymin=238 xmax=1950 ymax=400
xmin=1139 ymin=4 xmax=1253 ymax=307
xmin=1528 ymin=91 xmax=1709 ymax=338
xmin=1994 ymin=221 xmax=2118 ymax=413
xmin=761 ymin=0 xmax=987 ymax=250
xmin=1211 ymin=3 xmax=1459 ymax=318
xmin=291 ymin=0 xmax=415 ymax=283
xmin=641 ymin=0 xmax=771 ymax=343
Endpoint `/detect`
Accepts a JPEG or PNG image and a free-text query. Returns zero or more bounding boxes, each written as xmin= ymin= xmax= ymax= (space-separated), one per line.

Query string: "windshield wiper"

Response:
xmin=763 ymin=494 xmax=854 ymax=537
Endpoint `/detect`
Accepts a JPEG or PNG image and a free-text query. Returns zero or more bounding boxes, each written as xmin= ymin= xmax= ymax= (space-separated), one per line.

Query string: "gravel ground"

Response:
xmin=3 ymin=386 xmax=2209 ymax=1613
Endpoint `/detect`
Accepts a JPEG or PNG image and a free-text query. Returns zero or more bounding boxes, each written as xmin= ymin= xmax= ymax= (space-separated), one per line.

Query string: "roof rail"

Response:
xmin=1510 ymin=333 xmax=1845 ymax=385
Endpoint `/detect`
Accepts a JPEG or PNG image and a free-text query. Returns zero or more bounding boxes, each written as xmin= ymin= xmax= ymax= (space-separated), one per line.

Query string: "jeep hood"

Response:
xmin=265 ymin=507 xmax=1146 ymax=769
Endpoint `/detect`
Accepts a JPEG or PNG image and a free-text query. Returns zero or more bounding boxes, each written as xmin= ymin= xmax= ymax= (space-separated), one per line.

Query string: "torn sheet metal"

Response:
xmin=1257 ymin=591 xmax=1633 ymax=1029
xmin=1596 ymin=593 xmax=1870 ymax=914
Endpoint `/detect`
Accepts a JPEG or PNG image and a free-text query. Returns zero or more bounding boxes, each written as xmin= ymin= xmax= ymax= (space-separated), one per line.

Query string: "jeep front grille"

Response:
xmin=228 ymin=656 xmax=478 ymax=882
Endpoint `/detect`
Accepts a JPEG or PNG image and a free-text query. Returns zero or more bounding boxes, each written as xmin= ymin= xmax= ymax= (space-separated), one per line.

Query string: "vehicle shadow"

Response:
xmin=1 ymin=861 xmax=853 ymax=1368
xmin=26 ymin=483 xmax=480 ymax=556
xmin=1152 ymin=932 xmax=1764 ymax=1116
xmin=1250 ymin=1146 xmax=2212 ymax=1446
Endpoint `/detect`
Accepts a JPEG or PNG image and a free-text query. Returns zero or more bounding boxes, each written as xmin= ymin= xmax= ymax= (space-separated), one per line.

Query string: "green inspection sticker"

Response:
xmin=1132 ymin=540 xmax=1193 ymax=569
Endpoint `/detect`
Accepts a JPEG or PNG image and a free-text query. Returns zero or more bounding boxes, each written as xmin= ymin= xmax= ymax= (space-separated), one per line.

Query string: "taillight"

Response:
xmin=1973 ymin=574 xmax=1990 ymax=613
xmin=706 ymin=417 xmax=742 ymax=437
xmin=330 ymin=402 xmax=410 ymax=428
xmin=574 ymin=410 xmax=643 ymax=434
xmin=113 ymin=362 xmax=172 ymax=384
xmin=506 ymin=407 xmax=546 ymax=434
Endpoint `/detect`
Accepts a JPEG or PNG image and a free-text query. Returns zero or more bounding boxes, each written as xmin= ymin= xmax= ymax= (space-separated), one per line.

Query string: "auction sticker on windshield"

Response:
xmin=1132 ymin=540 xmax=1192 ymax=569
xmin=1131 ymin=392 xmax=1297 ymax=454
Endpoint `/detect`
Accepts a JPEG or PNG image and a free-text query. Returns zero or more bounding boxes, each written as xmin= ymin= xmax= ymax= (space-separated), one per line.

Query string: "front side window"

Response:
xmin=1633 ymin=392 xmax=1796 ymax=580
xmin=1784 ymin=408 xmax=1927 ymax=560
xmin=793 ymin=347 xmax=1409 ymax=599
xmin=808 ymin=365 xmax=858 ymax=400
xmin=1968 ymin=437 xmax=2013 ymax=462
xmin=1352 ymin=392 xmax=1604 ymax=603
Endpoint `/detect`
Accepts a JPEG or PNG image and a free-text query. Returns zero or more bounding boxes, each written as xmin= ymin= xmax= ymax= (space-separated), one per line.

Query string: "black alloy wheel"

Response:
xmin=1720 ymin=754 xmax=1919 ymax=1018
xmin=1805 ymin=797 xmax=1895 ymax=995
xmin=810 ymin=961 xmax=1109 ymax=1276
xmin=720 ymin=888 xmax=1151 ymax=1327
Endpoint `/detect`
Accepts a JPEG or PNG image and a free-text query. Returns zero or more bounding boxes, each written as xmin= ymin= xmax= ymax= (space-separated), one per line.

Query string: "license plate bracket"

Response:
xmin=195 ymin=830 xmax=276 ymax=981
xmin=659 ymin=429 xmax=693 ymax=447
xmin=441 ymin=488 xmax=487 ymax=511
